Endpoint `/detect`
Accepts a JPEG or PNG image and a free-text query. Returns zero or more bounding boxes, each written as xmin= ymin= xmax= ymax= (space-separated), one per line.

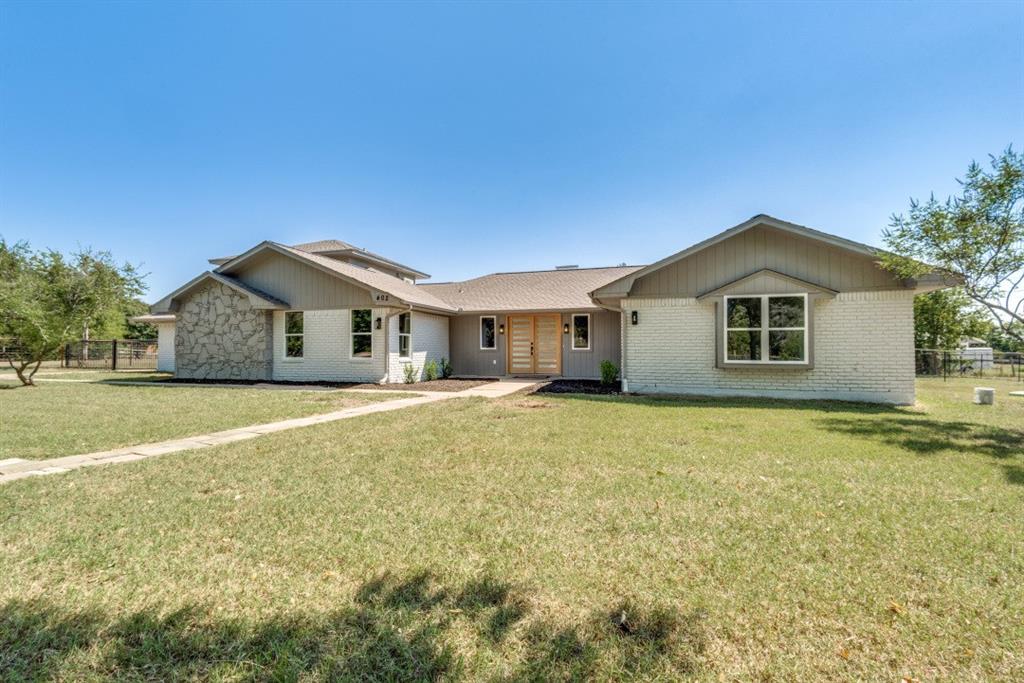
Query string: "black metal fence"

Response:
xmin=62 ymin=339 xmax=159 ymax=370
xmin=916 ymin=349 xmax=1023 ymax=381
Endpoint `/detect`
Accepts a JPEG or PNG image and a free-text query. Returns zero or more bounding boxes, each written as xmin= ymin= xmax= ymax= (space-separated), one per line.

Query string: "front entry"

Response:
xmin=507 ymin=314 xmax=561 ymax=376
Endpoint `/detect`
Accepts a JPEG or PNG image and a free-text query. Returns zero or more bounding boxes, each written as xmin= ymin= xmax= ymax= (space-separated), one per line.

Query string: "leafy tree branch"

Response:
xmin=882 ymin=147 xmax=1024 ymax=343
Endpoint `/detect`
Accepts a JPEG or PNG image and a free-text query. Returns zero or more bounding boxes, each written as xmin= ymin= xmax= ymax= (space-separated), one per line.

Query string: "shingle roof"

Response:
xmin=592 ymin=214 xmax=890 ymax=298
xmin=290 ymin=239 xmax=357 ymax=252
xmin=419 ymin=266 xmax=644 ymax=312
xmin=151 ymin=270 xmax=289 ymax=314
xmin=211 ymin=239 xmax=429 ymax=278
xmin=130 ymin=313 xmax=177 ymax=323
xmin=268 ymin=244 xmax=456 ymax=313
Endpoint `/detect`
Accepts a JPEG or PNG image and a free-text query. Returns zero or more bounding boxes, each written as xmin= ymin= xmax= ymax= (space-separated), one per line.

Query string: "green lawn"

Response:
xmin=0 ymin=379 xmax=1021 ymax=681
xmin=0 ymin=382 xmax=407 ymax=460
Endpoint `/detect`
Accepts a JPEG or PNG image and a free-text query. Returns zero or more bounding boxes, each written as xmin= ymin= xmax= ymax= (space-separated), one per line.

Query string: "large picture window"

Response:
xmin=480 ymin=316 xmax=496 ymax=350
xmin=398 ymin=312 xmax=411 ymax=358
xmin=572 ymin=314 xmax=590 ymax=350
xmin=725 ymin=294 xmax=806 ymax=363
xmin=351 ymin=309 xmax=373 ymax=358
xmin=284 ymin=311 xmax=303 ymax=358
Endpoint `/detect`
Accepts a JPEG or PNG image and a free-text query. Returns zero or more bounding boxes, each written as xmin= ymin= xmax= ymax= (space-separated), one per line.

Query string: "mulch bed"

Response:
xmin=348 ymin=378 xmax=493 ymax=392
xmin=535 ymin=379 xmax=623 ymax=395
xmin=158 ymin=378 xmax=352 ymax=387
xmin=154 ymin=377 xmax=494 ymax=392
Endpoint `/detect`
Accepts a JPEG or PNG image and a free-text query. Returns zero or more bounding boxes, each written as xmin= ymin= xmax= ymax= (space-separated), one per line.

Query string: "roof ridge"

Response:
xmin=421 ymin=265 xmax=644 ymax=285
xmin=490 ymin=264 xmax=644 ymax=275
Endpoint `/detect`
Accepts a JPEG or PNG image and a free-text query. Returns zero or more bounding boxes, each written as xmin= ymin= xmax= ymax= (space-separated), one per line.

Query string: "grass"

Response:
xmin=0 ymin=378 xmax=1021 ymax=680
xmin=0 ymin=381 xmax=408 ymax=460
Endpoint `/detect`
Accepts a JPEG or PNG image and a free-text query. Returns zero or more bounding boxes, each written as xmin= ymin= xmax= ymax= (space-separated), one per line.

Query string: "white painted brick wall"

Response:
xmin=157 ymin=322 xmax=176 ymax=373
xmin=386 ymin=311 xmax=450 ymax=383
xmin=622 ymin=291 xmax=916 ymax=404
xmin=271 ymin=308 xmax=389 ymax=382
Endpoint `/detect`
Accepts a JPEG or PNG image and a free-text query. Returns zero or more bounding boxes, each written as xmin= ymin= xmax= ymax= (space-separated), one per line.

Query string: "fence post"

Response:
xmin=63 ymin=344 xmax=70 ymax=368
xmin=111 ymin=339 xmax=118 ymax=371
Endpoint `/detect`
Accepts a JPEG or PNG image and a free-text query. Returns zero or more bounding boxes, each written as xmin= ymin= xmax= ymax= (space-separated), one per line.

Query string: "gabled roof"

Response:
xmin=215 ymin=241 xmax=457 ymax=313
xmin=591 ymin=214 xmax=888 ymax=298
xmin=151 ymin=271 xmax=289 ymax=314
xmin=129 ymin=313 xmax=176 ymax=323
xmin=695 ymin=269 xmax=839 ymax=300
xmin=290 ymin=239 xmax=357 ymax=252
xmin=210 ymin=239 xmax=430 ymax=279
xmin=420 ymin=266 xmax=644 ymax=312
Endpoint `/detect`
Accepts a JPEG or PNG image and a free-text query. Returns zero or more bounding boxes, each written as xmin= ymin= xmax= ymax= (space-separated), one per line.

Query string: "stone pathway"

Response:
xmin=0 ymin=378 xmax=544 ymax=485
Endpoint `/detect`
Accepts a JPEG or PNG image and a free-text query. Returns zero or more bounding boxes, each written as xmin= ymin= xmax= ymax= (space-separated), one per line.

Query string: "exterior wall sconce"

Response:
xmin=631 ymin=311 xmax=639 ymax=325
xmin=375 ymin=317 xmax=382 ymax=330
xmin=563 ymin=323 xmax=570 ymax=334
xmin=499 ymin=323 xmax=505 ymax=335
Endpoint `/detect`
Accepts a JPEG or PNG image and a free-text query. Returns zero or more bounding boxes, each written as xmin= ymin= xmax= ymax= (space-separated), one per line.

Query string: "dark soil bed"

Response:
xmin=348 ymin=378 xmax=493 ymax=392
xmin=158 ymin=378 xmax=354 ymax=387
xmin=535 ymin=379 xmax=623 ymax=395
xmin=155 ymin=377 xmax=493 ymax=392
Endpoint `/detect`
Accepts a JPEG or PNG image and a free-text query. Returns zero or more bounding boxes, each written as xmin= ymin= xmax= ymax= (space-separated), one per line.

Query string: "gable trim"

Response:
xmin=591 ymin=214 xmax=887 ymax=299
xmin=695 ymin=269 xmax=839 ymax=301
xmin=215 ymin=241 xmax=456 ymax=314
xmin=152 ymin=271 xmax=289 ymax=314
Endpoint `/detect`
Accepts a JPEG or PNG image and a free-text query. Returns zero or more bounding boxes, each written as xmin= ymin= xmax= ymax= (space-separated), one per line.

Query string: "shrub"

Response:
xmin=423 ymin=359 xmax=439 ymax=381
xmin=403 ymin=363 xmax=417 ymax=384
xmin=600 ymin=360 xmax=619 ymax=386
xmin=440 ymin=357 xmax=453 ymax=379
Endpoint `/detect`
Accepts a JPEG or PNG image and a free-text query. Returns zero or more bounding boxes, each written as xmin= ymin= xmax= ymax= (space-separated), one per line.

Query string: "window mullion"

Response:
xmin=760 ymin=296 xmax=768 ymax=362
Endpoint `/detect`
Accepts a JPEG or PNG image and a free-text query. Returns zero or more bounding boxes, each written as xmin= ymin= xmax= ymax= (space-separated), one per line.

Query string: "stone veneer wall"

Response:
xmin=174 ymin=282 xmax=273 ymax=380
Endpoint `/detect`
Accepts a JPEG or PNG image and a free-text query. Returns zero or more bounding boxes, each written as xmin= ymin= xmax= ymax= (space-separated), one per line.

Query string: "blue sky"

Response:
xmin=1 ymin=1 xmax=1021 ymax=300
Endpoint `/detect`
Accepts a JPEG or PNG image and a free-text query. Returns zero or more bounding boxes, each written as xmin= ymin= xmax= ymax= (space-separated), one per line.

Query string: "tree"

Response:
xmin=0 ymin=239 xmax=146 ymax=386
xmin=122 ymin=299 xmax=158 ymax=340
xmin=882 ymin=147 xmax=1024 ymax=345
xmin=913 ymin=288 xmax=991 ymax=349
xmin=985 ymin=322 xmax=1024 ymax=353
xmin=90 ymin=298 xmax=157 ymax=340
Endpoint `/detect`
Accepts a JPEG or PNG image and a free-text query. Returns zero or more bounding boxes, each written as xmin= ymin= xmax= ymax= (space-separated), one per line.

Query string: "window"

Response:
xmin=398 ymin=312 xmax=411 ymax=359
xmin=284 ymin=311 xmax=303 ymax=358
xmin=480 ymin=316 xmax=496 ymax=350
xmin=724 ymin=294 xmax=807 ymax=364
xmin=351 ymin=309 xmax=372 ymax=358
xmin=572 ymin=314 xmax=590 ymax=350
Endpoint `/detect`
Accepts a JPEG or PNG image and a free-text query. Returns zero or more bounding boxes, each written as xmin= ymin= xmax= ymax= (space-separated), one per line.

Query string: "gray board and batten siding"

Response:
xmin=447 ymin=309 xmax=621 ymax=378
xmin=626 ymin=225 xmax=907 ymax=299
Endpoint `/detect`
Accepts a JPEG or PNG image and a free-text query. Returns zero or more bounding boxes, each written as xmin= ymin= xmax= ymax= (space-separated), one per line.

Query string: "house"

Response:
xmin=139 ymin=215 xmax=949 ymax=403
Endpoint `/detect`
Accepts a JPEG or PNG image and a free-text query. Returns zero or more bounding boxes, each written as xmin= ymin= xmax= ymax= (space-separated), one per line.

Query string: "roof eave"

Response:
xmin=150 ymin=270 xmax=290 ymax=314
xmin=591 ymin=214 xmax=889 ymax=299
xmin=319 ymin=249 xmax=431 ymax=280
xmin=695 ymin=269 xmax=840 ymax=301
xmin=219 ymin=242 xmax=456 ymax=313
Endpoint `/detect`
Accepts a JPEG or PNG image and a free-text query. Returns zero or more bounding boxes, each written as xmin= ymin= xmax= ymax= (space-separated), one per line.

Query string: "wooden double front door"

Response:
xmin=507 ymin=314 xmax=561 ymax=376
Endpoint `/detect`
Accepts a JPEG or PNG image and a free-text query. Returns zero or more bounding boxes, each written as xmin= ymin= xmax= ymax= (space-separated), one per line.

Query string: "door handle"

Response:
xmin=530 ymin=342 xmax=534 ymax=356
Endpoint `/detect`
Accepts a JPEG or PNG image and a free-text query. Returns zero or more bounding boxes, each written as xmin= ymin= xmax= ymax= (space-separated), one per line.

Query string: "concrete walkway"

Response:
xmin=0 ymin=378 xmax=543 ymax=485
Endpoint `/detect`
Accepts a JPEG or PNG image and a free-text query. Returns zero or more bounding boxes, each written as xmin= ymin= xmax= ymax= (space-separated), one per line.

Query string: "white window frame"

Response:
xmin=480 ymin=315 xmax=497 ymax=350
xmin=398 ymin=311 xmax=412 ymax=361
xmin=350 ymin=308 xmax=373 ymax=360
xmin=283 ymin=310 xmax=304 ymax=360
xmin=571 ymin=313 xmax=591 ymax=351
xmin=723 ymin=293 xmax=808 ymax=365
